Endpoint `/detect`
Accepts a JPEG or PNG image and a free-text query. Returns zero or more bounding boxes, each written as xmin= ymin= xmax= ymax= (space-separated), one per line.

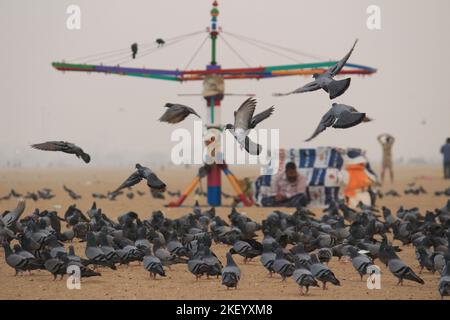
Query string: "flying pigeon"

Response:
xmin=156 ymin=38 xmax=165 ymax=47
xmin=131 ymin=43 xmax=138 ymax=59
xmin=221 ymin=252 xmax=241 ymax=289
xmin=274 ymin=39 xmax=358 ymax=99
xmin=31 ymin=141 xmax=91 ymax=163
xmin=63 ymin=185 xmax=82 ymax=200
xmin=224 ymin=98 xmax=274 ymax=155
xmin=305 ymin=103 xmax=371 ymax=142
xmin=159 ymin=103 xmax=201 ymax=124
xmin=114 ymin=163 xmax=166 ymax=194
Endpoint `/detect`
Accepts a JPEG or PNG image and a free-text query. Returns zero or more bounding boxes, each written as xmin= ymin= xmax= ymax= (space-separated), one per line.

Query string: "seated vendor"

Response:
xmin=261 ymin=161 xmax=309 ymax=207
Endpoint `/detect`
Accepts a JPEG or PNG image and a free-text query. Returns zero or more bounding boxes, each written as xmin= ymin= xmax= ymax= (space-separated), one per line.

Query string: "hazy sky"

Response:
xmin=1 ymin=0 xmax=449 ymax=167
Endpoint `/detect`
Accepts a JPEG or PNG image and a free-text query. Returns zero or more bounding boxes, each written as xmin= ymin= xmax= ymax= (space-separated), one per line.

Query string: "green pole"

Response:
xmin=210 ymin=98 xmax=215 ymax=124
xmin=211 ymin=36 xmax=217 ymax=65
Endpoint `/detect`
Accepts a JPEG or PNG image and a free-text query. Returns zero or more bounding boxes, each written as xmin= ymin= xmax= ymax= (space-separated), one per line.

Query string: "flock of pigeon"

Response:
xmin=1 ymin=197 xmax=450 ymax=298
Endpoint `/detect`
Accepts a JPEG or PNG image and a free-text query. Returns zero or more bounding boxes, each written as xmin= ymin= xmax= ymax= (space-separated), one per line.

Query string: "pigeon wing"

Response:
xmin=31 ymin=141 xmax=70 ymax=152
xmin=250 ymin=106 xmax=274 ymax=128
xmin=115 ymin=171 xmax=143 ymax=193
xmin=234 ymin=98 xmax=257 ymax=130
xmin=305 ymin=110 xmax=336 ymax=142
xmin=326 ymin=39 xmax=358 ymax=77
xmin=184 ymin=105 xmax=201 ymax=119
xmin=273 ymin=80 xmax=321 ymax=96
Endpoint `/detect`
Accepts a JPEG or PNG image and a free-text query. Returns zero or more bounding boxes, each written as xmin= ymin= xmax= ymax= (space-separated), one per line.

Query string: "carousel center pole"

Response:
xmin=205 ymin=0 xmax=222 ymax=206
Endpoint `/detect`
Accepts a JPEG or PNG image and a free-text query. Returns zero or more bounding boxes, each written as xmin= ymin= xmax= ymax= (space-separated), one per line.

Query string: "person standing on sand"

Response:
xmin=378 ymin=133 xmax=395 ymax=184
xmin=441 ymin=138 xmax=450 ymax=179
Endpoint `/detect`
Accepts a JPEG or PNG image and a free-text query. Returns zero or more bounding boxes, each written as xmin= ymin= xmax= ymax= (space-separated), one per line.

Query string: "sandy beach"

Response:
xmin=0 ymin=164 xmax=448 ymax=300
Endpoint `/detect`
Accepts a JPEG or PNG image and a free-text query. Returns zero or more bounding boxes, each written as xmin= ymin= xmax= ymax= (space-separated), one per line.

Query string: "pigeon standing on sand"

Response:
xmin=439 ymin=261 xmax=450 ymax=299
xmin=347 ymin=247 xmax=374 ymax=281
xmin=305 ymin=103 xmax=371 ymax=142
xmin=143 ymin=248 xmax=166 ymax=279
xmin=221 ymin=252 xmax=241 ymax=289
xmin=229 ymin=240 xmax=262 ymax=263
xmin=309 ymin=253 xmax=341 ymax=290
xmin=114 ymin=163 xmax=166 ymax=194
xmin=272 ymin=248 xmax=295 ymax=281
xmin=31 ymin=141 xmax=91 ymax=163
xmin=386 ymin=246 xmax=424 ymax=286
xmin=274 ymin=39 xmax=358 ymax=99
xmin=2 ymin=241 xmax=34 ymax=275
xmin=85 ymin=232 xmax=117 ymax=270
xmin=159 ymin=103 xmax=201 ymax=124
xmin=224 ymin=98 xmax=274 ymax=155
xmin=292 ymin=259 xmax=319 ymax=295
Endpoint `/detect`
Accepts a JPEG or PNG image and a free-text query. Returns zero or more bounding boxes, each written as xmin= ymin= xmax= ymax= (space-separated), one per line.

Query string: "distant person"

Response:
xmin=378 ymin=133 xmax=395 ymax=184
xmin=441 ymin=137 xmax=450 ymax=179
xmin=261 ymin=162 xmax=309 ymax=207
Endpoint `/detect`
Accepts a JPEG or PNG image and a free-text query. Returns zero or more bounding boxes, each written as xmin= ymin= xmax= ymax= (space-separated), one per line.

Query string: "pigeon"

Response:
xmin=221 ymin=252 xmax=241 ymax=289
xmin=85 ymin=232 xmax=117 ymax=270
xmin=386 ymin=246 xmax=424 ymax=286
xmin=187 ymin=255 xmax=210 ymax=280
xmin=131 ymin=42 xmax=138 ymax=59
xmin=114 ymin=163 xmax=166 ymax=194
xmin=143 ymin=248 xmax=166 ymax=279
xmin=199 ymin=245 xmax=223 ymax=277
xmin=439 ymin=261 xmax=450 ymax=299
xmin=229 ymin=240 xmax=262 ymax=263
xmin=347 ymin=246 xmax=374 ymax=281
xmin=305 ymin=103 xmax=371 ymax=142
xmin=44 ymin=254 xmax=67 ymax=280
xmin=150 ymin=189 xmax=165 ymax=199
xmin=1 ymin=200 xmax=25 ymax=229
xmin=260 ymin=243 xmax=277 ymax=276
xmin=2 ymin=241 xmax=34 ymax=275
xmin=153 ymin=238 xmax=187 ymax=267
xmin=159 ymin=103 xmax=201 ymax=124
xmin=292 ymin=260 xmax=319 ymax=295
xmin=156 ymin=38 xmax=165 ymax=47
xmin=167 ymin=190 xmax=181 ymax=197
xmin=63 ymin=185 xmax=82 ymax=200
xmin=274 ymin=39 xmax=358 ymax=99
xmin=309 ymin=253 xmax=341 ymax=290
xmin=31 ymin=141 xmax=91 ymax=163
xmin=224 ymin=97 xmax=274 ymax=155
xmin=272 ymin=248 xmax=295 ymax=281
xmin=24 ymin=192 xmax=38 ymax=202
